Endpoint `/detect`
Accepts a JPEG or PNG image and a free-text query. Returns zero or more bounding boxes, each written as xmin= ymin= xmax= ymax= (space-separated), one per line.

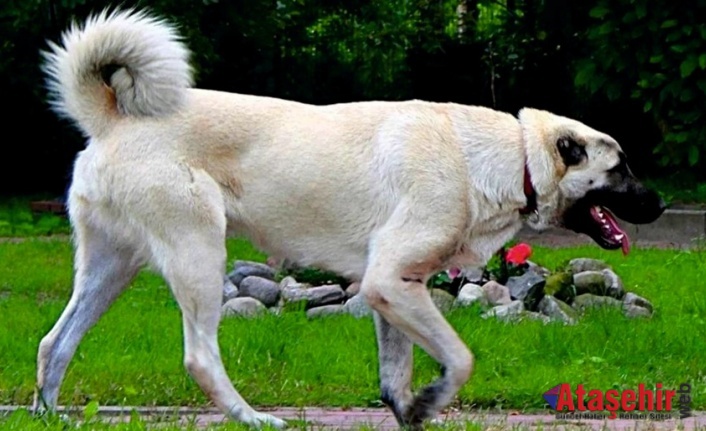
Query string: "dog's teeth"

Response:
xmin=615 ymin=234 xmax=624 ymax=240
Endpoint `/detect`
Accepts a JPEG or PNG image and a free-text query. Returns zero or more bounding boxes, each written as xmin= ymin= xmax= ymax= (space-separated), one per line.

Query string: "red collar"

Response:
xmin=519 ymin=164 xmax=537 ymax=215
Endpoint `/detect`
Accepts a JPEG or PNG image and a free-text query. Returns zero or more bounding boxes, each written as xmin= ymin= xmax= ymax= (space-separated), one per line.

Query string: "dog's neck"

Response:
xmin=519 ymin=164 xmax=537 ymax=215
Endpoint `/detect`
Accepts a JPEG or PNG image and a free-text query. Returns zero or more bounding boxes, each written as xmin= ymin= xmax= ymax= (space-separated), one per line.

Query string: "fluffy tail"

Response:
xmin=42 ymin=8 xmax=193 ymax=138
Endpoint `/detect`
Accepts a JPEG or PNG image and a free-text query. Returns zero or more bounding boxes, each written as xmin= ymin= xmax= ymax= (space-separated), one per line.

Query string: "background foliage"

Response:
xmin=1 ymin=0 xmax=704 ymax=197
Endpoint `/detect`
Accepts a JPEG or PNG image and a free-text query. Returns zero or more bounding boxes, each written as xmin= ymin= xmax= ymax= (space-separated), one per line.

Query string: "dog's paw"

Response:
xmin=247 ymin=411 xmax=288 ymax=429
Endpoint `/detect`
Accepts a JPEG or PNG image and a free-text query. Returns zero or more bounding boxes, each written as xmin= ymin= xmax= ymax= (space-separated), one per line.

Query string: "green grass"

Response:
xmin=0 ymin=237 xmax=705 ymax=417
xmin=0 ymin=196 xmax=70 ymax=238
xmin=0 ymin=408 xmax=262 ymax=431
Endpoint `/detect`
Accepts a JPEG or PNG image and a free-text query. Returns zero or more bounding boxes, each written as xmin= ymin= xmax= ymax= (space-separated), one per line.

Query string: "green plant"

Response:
xmin=575 ymin=0 xmax=706 ymax=170
xmin=0 ymin=197 xmax=70 ymax=237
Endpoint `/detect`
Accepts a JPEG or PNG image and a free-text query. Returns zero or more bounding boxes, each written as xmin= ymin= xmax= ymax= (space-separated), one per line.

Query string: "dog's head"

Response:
xmin=519 ymin=108 xmax=666 ymax=254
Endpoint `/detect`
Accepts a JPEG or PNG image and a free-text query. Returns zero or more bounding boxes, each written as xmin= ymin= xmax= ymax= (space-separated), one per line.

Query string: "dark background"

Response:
xmin=2 ymin=0 xmax=704 ymax=197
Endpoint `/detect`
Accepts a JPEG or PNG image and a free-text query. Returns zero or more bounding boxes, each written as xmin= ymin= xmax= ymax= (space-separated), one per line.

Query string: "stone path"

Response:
xmin=516 ymin=226 xmax=699 ymax=250
xmin=0 ymin=232 xmax=695 ymax=251
xmin=4 ymin=406 xmax=705 ymax=430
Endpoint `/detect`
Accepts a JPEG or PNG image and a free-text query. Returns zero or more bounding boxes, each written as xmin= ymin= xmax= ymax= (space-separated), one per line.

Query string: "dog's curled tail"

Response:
xmin=42 ymin=8 xmax=193 ymax=137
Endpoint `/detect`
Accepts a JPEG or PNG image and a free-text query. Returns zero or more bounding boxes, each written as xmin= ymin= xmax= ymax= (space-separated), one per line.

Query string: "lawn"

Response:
xmin=0 ymin=235 xmax=705 ymax=417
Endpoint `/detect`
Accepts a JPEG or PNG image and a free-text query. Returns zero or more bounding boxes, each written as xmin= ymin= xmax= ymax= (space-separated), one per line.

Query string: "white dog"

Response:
xmin=34 ymin=9 xmax=665 ymax=429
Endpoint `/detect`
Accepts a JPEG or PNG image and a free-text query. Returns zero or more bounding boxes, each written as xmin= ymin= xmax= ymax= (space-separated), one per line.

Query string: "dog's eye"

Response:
xmin=557 ymin=138 xmax=586 ymax=167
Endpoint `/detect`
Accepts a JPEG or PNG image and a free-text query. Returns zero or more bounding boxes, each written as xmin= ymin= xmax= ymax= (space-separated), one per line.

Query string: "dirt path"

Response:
xmin=0 ymin=231 xmax=696 ymax=249
xmin=516 ymin=228 xmax=698 ymax=250
xmin=3 ymin=406 xmax=705 ymax=430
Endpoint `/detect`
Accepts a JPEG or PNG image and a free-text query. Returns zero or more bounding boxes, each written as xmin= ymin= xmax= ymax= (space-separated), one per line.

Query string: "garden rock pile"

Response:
xmin=220 ymin=257 xmax=654 ymax=324
xmin=468 ymin=257 xmax=655 ymax=324
xmin=221 ymin=260 xmax=372 ymax=319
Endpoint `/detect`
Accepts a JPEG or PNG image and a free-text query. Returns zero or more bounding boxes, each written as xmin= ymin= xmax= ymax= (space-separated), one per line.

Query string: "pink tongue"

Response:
xmin=601 ymin=208 xmax=630 ymax=256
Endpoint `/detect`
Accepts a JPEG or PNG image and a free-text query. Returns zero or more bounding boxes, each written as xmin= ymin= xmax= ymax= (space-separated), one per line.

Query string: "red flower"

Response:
xmin=505 ymin=243 xmax=532 ymax=265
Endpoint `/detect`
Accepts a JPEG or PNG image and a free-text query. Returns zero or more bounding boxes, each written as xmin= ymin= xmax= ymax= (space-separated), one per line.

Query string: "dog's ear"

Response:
xmin=557 ymin=137 xmax=586 ymax=167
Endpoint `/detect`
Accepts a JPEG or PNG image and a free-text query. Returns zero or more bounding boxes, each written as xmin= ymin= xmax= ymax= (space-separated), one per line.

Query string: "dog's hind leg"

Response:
xmin=374 ymin=312 xmax=414 ymax=424
xmin=156 ymin=229 xmax=286 ymax=429
xmin=34 ymin=226 xmax=140 ymax=413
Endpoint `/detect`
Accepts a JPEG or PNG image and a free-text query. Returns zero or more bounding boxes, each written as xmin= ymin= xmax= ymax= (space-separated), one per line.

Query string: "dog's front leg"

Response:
xmin=374 ymin=312 xmax=414 ymax=423
xmin=363 ymin=259 xmax=474 ymax=430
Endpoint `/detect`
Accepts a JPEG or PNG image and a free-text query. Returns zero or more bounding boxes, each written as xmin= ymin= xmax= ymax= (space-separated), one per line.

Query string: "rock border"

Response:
xmin=220 ymin=257 xmax=654 ymax=323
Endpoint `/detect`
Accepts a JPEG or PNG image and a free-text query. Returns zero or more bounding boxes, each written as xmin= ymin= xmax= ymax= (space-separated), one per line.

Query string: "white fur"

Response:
xmin=42 ymin=8 xmax=193 ymax=138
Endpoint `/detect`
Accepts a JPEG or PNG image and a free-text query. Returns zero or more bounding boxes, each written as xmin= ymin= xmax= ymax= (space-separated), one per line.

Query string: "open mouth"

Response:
xmin=589 ymin=206 xmax=630 ymax=255
xmin=560 ymin=179 xmax=665 ymax=255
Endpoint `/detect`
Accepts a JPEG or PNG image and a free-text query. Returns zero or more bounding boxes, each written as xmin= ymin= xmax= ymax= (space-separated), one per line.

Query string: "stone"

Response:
xmin=344 ymin=293 xmax=373 ymax=318
xmin=481 ymin=281 xmax=512 ymax=306
xmin=222 ymin=277 xmax=239 ymax=304
xmin=431 ymin=288 xmax=455 ymax=313
xmin=601 ymin=269 xmax=625 ymax=299
xmin=222 ymin=297 xmax=267 ymax=318
xmin=526 ymin=260 xmax=552 ymax=278
xmin=623 ymin=304 xmax=652 ymax=318
xmin=573 ymin=271 xmax=608 ymax=296
xmin=572 ymin=294 xmax=622 ymax=312
xmin=282 ymin=284 xmax=346 ymax=309
xmin=228 ymin=260 xmax=276 ymax=287
xmin=306 ymin=304 xmax=345 ymax=319
xmin=267 ymin=257 xmax=299 ymax=272
xmin=279 ymin=276 xmax=302 ymax=289
xmin=623 ymin=292 xmax=653 ymax=313
xmin=238 ymin=276 xmax=281 ymax=307
xmin=345 ymin=281 xmax=361 ymax=298
xmin=568 ymin=258 xmax=610 ymax=274
xmin=506 ymin=271 xmax=546 ymax=311
xmin=538 ymin=295 xmax=578 ymax=325
xmin=543 ymin=272 xmax=576 ymax=304
xmin=461 ymin=267 xmax=486 ymax=284
xmin=524 ymin=311 xmax=552 ymax=324
xmin=455 ymin=283 xmax=487 ymax=307
xmin=481 ymin=300 xmax=525 ymax=322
